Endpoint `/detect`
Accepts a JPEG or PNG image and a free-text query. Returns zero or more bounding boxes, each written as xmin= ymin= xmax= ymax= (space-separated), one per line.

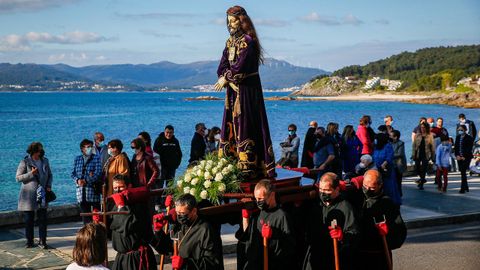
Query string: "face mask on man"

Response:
xmin=97 ymin=141 xmax=105 ymax=147
xmin=85 ymin=147 xmax=93 ymax=156
xmin=108 ymin=148 xmax=113 ymax=156
xmin=256 ymin=200 xmax=268 ymax=211
xmin=362 ymin=186 xmax=380 ymax=199
xmin=288 ymin=130 xmax=296 ymax=136
xmin=177 ymin=214 xmax=191 ymax=226
xmin=214 ymin=134 xmax=221 ymax=141
xmin=359 ymin=162 xmax=367 ymax=169
xmin=320 ymin=192 xmax=332 ymax=204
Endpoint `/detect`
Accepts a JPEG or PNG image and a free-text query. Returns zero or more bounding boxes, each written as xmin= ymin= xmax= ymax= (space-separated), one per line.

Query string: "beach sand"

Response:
xmin=295 ymin=93 xmax=428 ymax=101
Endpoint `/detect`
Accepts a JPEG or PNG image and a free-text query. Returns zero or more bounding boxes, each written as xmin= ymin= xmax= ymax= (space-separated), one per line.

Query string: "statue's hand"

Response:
xmin=214 ymin=77 xmax=227 ymax=91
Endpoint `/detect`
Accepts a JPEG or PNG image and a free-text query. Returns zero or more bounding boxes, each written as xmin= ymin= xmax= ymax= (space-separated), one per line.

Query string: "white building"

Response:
xmin=364 ymin=77 xmax=380 ymax=89
xmin=380 ymin=79 xmax=402 ymax=91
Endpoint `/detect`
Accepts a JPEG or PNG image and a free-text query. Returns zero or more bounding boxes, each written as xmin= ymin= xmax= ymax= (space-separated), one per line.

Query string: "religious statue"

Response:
xmin=215 ymin=5 xmax=275 ymax=179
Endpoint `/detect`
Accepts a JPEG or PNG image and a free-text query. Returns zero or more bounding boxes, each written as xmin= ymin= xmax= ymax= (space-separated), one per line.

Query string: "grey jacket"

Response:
xmin=391 ymin=140 xmax=407 ymax=173
xmin=16 ymin=156 xmax=53 ymax=211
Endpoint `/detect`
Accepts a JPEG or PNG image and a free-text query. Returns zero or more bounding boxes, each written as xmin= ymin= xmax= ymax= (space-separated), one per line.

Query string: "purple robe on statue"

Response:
xmin=217 ymin=34 xmax=275 ymax=179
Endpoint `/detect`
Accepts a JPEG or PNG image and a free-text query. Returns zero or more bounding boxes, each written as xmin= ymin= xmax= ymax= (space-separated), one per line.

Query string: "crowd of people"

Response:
xmin=14 ymin=112 xmax=479 ymax=269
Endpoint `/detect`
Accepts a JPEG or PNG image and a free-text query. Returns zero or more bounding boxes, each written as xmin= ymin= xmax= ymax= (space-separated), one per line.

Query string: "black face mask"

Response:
xmin=320 ymin=192 xmax=332 ymax=204
xmin=362 ymin=186 xmax=380 ymax=199
xmin=39 ymin=149 xmax=45 ymax=158
xmin=256 ymin=200 xmax=268 ymax=211
xmin=177 ymin=214 xmax=191 ymax=226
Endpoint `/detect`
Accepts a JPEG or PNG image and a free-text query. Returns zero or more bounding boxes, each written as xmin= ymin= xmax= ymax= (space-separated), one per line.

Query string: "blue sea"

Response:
xmin=0 ymin=92 xmax=478 ymax=211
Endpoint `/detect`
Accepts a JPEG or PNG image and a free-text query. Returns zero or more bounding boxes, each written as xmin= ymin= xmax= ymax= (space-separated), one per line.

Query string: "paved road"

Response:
xmin=394 ymin=221 xmax=480 ymax=270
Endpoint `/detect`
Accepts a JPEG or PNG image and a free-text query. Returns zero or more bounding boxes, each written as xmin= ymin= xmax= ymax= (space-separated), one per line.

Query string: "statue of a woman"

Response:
xmin=215 ymin=5 xmax=275 ymax=179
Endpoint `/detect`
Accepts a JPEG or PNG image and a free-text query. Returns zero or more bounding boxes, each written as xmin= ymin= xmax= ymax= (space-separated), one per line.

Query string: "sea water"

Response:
xmin=0 ymin=92 xmax=478 ymax=211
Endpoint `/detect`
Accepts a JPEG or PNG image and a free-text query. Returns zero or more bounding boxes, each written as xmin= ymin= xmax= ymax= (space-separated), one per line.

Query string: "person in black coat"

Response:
xmin=188 ymin=123 xmax=207 ymax=165
xmin=301 ymin=121 xmax=318 ymax=168
xmin=455 ymin=124 xmax=474 ymax=193
xmin=357 ymin=170 xmax=407 ymax=270
xmin=153 ymin=125 xmax=182 ymax=188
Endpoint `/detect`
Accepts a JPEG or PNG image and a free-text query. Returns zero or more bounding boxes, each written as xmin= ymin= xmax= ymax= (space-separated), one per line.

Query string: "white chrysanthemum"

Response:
xmin=200 ymin=160 xmax=206 ymax=166
xmin=205 ymin=164 xmax=212 ymax=171
xmin=183 ymin=187 xmax=190 ymax=194
xmin=221 ymin=158 xmax=227 ymax=164
xmin=197 ymin=170 xmax=204 ymax=177
xmin=203 ymin=180 xmax=212 ymax=188
xmin=218 ymin=183 xmax=226 ymax=192
xmin=212 ymin=168 xmax=218 ymax=175
xmin=177 ymin=180 xmax=183 ymax=188
xmin=215 ymin=173 xmax=223 ymax=182
xmin=222 ymin=167 xmax=229 ymax=175
xmin=192 ymin=165 xmax=199 ymax=171
xmin=190 ymin=188 xmax=197 ymax=196
xmin=204 ymin=171 xmax=212 ymax=180
xmin=191 ymin=177 xmax=199 ymax=186
xmin=200 ymin=190 xmax=208 ymax=199
xmin=184 ymin=174 xmax=192 ymax=182
xmin=206 ymin=160 xmax=213 ymax=166
xmin=227 ymin=164 xmax=234 ymax=170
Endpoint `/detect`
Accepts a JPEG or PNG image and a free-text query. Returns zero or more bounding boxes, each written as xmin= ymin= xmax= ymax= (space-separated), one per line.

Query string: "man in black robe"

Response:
xmin=303 ymin=172 xmax=360 ymax=270
xmin=151 ymin=194 xmax=224 ymax=270
xmin=109 ymin=175 xmax=157 ymax=270
xmin=236 ymin=179 xmax=296 ymax=270
xmin=301 ymin=121 xmax=317 ymax=168
xmin=357 ymin=170 xmax=407 ymax=269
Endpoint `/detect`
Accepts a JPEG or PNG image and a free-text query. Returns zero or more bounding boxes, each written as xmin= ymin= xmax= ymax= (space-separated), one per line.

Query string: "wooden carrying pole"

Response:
xmin=158 ymin=205 xmax=171 ymax=270
xmin=172 ymin=238 xmax=179 ymax=270
xmin=331 ymin=219 xmax=340 ymax=270
xmin=374 ymin=216 xmax=392 ymax=270
xmin=102 ymin=184 xmax=108 ymax=267
xmin=263 ymin=236 xmax=268 ymax=270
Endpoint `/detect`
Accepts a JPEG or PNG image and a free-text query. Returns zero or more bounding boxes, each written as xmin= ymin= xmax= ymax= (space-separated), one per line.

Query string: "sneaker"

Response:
xmin=38 ymin=242 xmax=48 ymax=250
xmin=25 ymin=242 xmax=34 ymax=248
xmin=459 ymin=189 xmax=465 ymax=194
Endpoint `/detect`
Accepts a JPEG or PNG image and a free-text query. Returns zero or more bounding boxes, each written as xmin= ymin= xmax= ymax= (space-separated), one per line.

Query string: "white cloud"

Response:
xmin=300 ymin=12 xmax=339 ymax=25
xmin=140 ymin=29 xmax=181 ymax=38
xmin=343 ymin=14 xmax=364 ymax=25
xmin=0 ymin=31 xmax=112 ymax=51
xmin=254 ymin=19 xmax=290 ymax=27
xmin=300 ymin=12 xmax=364 ymax=26
xmin=211 ymin=18 xmax=225 ymax=26
xmin=115 ymin=12 xmax=197 ymax=20
xmin=47 ymin=52 xmax=89 ymax=63
xmin=0 ymin=0 xmax=81 ymax=13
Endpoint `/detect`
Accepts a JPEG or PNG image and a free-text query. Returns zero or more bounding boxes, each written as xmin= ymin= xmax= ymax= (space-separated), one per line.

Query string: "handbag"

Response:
xmin=46 ymin=190 xmax=56 ymax=203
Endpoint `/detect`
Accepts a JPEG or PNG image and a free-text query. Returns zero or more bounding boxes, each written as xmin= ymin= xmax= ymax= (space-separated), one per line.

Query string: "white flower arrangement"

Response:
xmin=171 ymin=154 xmax=242 ymax=205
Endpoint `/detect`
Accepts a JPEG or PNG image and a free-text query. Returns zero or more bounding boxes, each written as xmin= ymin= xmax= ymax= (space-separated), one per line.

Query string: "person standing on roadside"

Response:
xmin=16 ymin=142 xmax=53 ymax=249
xmin=455 ymin=125 xmax=474 ymax=193
xmin=412 ymin=122 xmax=435 ymax=190
xmin=153 ymin=125 xmax=182 ymax=188
xmin=72 ymin=139 xmax=102 ymax=224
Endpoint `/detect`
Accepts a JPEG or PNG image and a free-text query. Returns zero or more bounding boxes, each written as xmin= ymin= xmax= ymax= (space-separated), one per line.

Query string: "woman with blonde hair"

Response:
xmin=67 ymin=223 xmax=108 ymax=270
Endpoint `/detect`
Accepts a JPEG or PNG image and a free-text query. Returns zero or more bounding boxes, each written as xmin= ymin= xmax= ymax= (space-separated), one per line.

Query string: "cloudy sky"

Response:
xmin=0 ymin=0 xmax=479 ymax=71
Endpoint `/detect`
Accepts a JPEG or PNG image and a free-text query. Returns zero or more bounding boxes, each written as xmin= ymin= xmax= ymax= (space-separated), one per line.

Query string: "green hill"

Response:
xmin=332 ymin=45 xmax=480 ymax=91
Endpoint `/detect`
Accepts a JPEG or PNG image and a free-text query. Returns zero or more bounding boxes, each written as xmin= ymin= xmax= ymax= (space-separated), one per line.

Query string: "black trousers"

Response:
xmin=79 ymin=201 xmax=101 ymax=224
xmin=155 ymin=167 xmax=176 ymax=207
xmin=458 ymin=159 xmax=471 ymax=191
xmin=415 ymin=158 xmax=429 ymax=182
xmin=23 ymin=208 xmax=47 ymax=244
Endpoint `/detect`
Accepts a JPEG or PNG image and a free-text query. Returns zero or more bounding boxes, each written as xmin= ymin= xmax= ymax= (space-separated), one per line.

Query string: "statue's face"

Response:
xmin=227 ymin=15 xmax=240 ymax=35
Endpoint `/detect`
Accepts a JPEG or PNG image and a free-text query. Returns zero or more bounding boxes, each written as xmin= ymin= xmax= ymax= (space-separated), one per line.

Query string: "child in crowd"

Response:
xmin=435 ymin=136 xmax=454 ymax=192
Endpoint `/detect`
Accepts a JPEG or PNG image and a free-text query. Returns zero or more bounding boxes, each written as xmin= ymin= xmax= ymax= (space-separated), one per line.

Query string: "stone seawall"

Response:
xmin=0 ymin=204 xmax=80 ymax=229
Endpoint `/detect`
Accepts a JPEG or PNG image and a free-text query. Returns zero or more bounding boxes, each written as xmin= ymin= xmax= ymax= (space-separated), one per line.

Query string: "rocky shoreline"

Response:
xmin=407 ymin=92 xmax=480 ymax=108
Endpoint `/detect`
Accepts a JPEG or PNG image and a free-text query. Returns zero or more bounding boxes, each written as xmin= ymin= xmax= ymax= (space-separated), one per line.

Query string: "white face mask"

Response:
xmin=214 ymin=134 xmax=221 ymax=141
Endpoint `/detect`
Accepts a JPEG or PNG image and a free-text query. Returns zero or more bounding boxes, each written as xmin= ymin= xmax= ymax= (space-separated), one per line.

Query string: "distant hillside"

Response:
xmin=0 ymin=63 xmax=86 ymax=86
xmin=51 ymin=58 xmax=329 ymax=89
xmin=332 ymin=45 xmax=480 ymax=91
